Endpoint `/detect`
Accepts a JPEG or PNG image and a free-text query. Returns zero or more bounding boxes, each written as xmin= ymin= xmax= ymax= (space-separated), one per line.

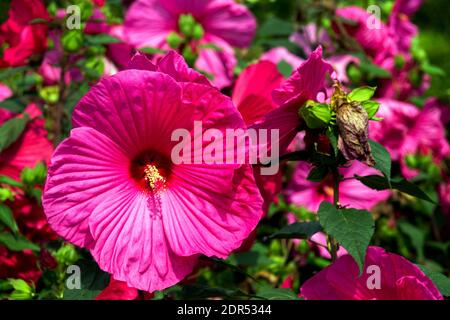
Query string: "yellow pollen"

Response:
xmin=323 ymin=185 xmax=334 ymax=198
xmin=144 ymin=164 xmax=166 ymax=190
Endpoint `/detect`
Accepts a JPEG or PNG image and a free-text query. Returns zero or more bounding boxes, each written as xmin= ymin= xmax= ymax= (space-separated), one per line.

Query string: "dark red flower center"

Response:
xmin=129 ymin=150 xmax=172 ymax=192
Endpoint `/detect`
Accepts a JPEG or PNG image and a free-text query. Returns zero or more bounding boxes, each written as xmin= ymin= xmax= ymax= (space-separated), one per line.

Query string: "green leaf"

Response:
xmin=20 ymin=162 xmax=47 ymax=187
xmin=0 ymin=66 xmax=27 ymax=81
xmin=299 ymin=100 xmax=332 ymax=129
xmin=307 ymin=166 xmax=329 ymax=182
xmin=180 ymin=284 xmax=249 ymax=300
xmin=277 ymin=60 xmax=293 ymax=78
xmin=209 ymin=257 xmax=257 ymax=281
xmin=0 ymin=175 xmax=23 ymax=187
xmin=0 ymin=98 xmax=27 ymax=113
xmin=63 ymin=259 xmax=110 ymax=300
xmin=397 ymin=221 xmax=425 ymax=260
xmin=362 ymin=100 xmax=380 ymax=119
xmin=348 ymin=86 xmax=376 ymax=102
xmin=266 ymin=221 xmax=322 ymax=240
xmin=84 ymin=34 xmax=121 ymax=45
xmin=326 ymin=126 xmax=339 ymax=156
xmin=418 ymin=265 xmax=450 ymax=297
xmin=0 ymin=204 xmax=19 ymax=234
xmin=197 ymin=43 xmax=221 ymax=51
xmin=139 ymin=47 xmax=166 ymax=55
xmin=318 ymin=202 xmax=374 ymax=272
xmin=0 ymin=115 xmax=28 ymax=153
xmin=0 ymin=233 xmax=39 ymax=252
xmin=61 ymin=30 xmax=84 ymax=53
xmin=0 ymin=0 xmax=11 ymax=24
xmin=369 ymin=140 xmax=391 ymax=179
xmin=8 ymin=279 xmax=34 ymax=300
xmin=255 ymin=288 xmax=300 ymax=300
xmin=257 ymin=16 xmax=294 ymax=38
xmin=422 ymin=63 xmax=445 ymax=77
xmin=355 ymin=175 xmax=435 ymax=203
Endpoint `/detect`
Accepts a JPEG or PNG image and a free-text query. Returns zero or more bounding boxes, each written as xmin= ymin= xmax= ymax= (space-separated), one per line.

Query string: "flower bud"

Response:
xmin=300 ymin=100 xmax=332 ymax=129
xmin=0 ymin=188 xmax=14 ymax=202
xmin=167 ymin=32 xmax=183 ymax=49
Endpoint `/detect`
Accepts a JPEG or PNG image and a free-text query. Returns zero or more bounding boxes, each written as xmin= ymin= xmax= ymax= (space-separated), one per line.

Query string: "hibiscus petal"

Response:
xmin=43 ymin=127 xmax=129 ymax=247
xmin=163 ymin=164 xmax=263 ymax=258
xmin=201 ymin=0 xmax=256 ymax=48
xmin=232 ymin=61 xmax=284 ymax=126
xmin=72 ymin=70 xmax=192 ymax=156
xmin=89 ymin=184 xmax=198 ymax=292
xmin=124 ymin=0 xmax=176 ymax=48
xmin=195 ymin=35 xmax=236 ymax=89
xmin=272 ymin=46 xmax=334 ymax=107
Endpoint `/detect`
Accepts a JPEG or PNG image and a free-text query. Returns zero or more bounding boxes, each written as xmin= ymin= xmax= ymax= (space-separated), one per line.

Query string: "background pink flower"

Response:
xmin=43 ymin=51 xmax=263 ymax=292
xmin=285 ymin=161 xmax=390 ymax=212
xmin=301 ymin=246 xmax=443 ymax=300
xmin=0 ymin=0 xmax=50 ymax=67
xmin=124 ymin=0 xmax=256 ymax=88
xmin=370 ymin=99 xmax=450 ymax=178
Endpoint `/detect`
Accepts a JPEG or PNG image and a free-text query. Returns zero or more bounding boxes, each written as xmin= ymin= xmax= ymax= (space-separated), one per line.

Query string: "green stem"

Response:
xmin=328 ymin=168 xmax=340 ymax=262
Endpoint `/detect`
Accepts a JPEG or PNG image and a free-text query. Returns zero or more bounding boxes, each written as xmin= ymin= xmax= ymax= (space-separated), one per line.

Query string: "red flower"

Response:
xmin=0 ymin=0 xmax=50 ymax=67
xmin=96 ymin=278 xmax=139 ymax=300
xmin=0 ymin=247 xmax=41 ymax=284
xmin=0 ymin=103 xmax=53 ymax=180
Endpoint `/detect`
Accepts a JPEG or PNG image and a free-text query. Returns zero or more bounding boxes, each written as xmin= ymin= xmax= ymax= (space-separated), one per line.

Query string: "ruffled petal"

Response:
xmin=232 ymin=61 xmax=284 ymax=126
xmin=272 ymin=46 xmax=334 ymax=107
xmin=201 ymin=0 xmax=256 ymax=48
xmin=124 ymin=0 xmax=176 ymax=48
xmin=88 ymin=183 xmax=198 ymax=292
xmin=72 ymin=70 xmax=192 ymax=156
xmin=43 ymin=127 xmax=130 ymax=247
xmin=195 ymin=35 xmax=236 ymax=89
xmin=163 ymin=164 xmax=263 ymax=258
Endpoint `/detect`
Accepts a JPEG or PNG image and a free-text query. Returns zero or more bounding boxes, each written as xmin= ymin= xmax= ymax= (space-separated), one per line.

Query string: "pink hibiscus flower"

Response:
xmin=0 ymin=104 xmax=53 ymax=180
xmin=285 ymin=161 xmax=390 ymax=212
xmin=0 ymin=0 xmax=50 ymax=67
xmin=370 ymin=99 xmax=450 ymax=178
xmin=0 ymin=83 xmax=12 ymax=101
xmin=334 ymin=6 xmax=390 ymax=58
xmin=253 ymin=47 xmax=334 ymax=156
xmin=124 ymin=0 xmax=256 ymax=89
xmin=260 ymin=47 xmax=304 ymax=71
xmin=301 ymin=246 xmax=443 ymax=300
xmin=42 ymin=51 xmax=263 ymax=292
xmin=232 ymin=60 xmax=284 ymax=213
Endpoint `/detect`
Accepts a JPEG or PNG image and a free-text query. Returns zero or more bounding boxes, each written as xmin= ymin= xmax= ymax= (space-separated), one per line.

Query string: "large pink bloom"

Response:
xmin=285 ymin=161 xmax=390 ymax=212
xmin=253 ymin=47 xmax=334 ymax=156
xmin=42 ymin=51 xmax=263 ymax=292
xmin=124 ymin=0 xmax=256 ymax=89
xmin=0 ymin=0 xmax=50 ymax=67
xmin=232 ymin=60 xmax=284 ymax=213
xmin=301 ymin=246 xmax=443 ymax=300
xmin=370 ymin=99 xmax=450 ymax=178
xmin=0 ymin=104 xmax=53 ymax=180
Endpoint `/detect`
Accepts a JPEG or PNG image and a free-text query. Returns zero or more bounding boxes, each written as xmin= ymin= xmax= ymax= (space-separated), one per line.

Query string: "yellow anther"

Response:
xmin=144 ymin=164 xmax=166 ymax=191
